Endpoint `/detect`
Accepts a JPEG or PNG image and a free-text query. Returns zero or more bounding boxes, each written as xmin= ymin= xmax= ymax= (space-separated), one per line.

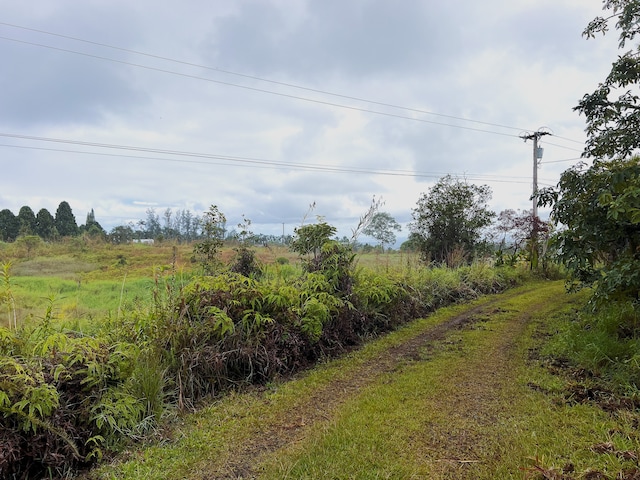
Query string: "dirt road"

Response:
xmin=96 ymin=281 xmax=591 ymax=479
xmin=188 ymin=282 xmax=574 ymax=479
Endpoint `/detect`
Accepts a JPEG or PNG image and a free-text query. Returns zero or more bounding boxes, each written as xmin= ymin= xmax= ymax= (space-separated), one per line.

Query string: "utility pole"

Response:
xmin=520 ymin=129 xmax=551 ymax=269
xmin=520 ymin=130 xmax=551 ymax=218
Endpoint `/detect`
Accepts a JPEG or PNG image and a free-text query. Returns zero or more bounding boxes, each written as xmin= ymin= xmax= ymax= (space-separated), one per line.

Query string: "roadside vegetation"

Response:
xmin=0 ymin=224 xmax=537 ymax=478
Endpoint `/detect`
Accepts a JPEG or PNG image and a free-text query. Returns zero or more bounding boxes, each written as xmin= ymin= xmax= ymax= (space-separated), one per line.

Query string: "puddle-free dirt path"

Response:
xmin=195 ymin=283 xmax=563 ymax=479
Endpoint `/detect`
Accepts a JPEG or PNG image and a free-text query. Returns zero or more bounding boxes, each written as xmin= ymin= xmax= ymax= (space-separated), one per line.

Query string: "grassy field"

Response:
xmin=0 ymin=239 xmax=419 ymax=329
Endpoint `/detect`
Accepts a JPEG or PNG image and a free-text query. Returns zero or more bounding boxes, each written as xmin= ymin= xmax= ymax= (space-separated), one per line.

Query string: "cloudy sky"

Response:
xmin=0 ymin=0 xmax=621 ymax=242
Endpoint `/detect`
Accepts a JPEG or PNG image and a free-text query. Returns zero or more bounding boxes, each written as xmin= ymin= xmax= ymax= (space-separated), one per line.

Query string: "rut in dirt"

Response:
xmin=203 ymin=286 xmax=540 ymax=479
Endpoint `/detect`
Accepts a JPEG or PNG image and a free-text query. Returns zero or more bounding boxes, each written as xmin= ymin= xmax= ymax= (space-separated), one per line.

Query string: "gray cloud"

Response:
xmin=0 ymin=0 xmax=614 ymax=238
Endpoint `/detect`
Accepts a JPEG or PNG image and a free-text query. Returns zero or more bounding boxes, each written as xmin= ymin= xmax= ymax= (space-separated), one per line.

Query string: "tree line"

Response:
xmin=0 ymin=201 xmax=94 ymax=242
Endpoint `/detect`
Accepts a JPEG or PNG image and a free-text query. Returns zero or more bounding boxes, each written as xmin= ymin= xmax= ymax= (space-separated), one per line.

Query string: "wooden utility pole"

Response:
xmin=520 ymin=130 xmax=551 ymax=217
xmin=520 ymin=130 xmax=551 ymax=269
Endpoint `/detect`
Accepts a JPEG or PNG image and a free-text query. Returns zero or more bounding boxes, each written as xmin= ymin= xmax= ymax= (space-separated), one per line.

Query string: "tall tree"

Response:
xmin=35 ymin=208 xmax=56 ymax=240
xmin=82 ymin=208 xmax=105 ymax=237
xmin=144 ymin=208 xmax=162 ymax=238
xmin=55 ymin=201 xmax=78 ymax=237
xmin=362 ymin=212 xmax=402 ymax=251
xmin=0 ymin=209 xmax=19 ymax=242
xmin=410 ymin=175 xmax=495 ymax=266
xmin=17 ymin=206 xmax=37 ymax=236
xmin=576 ymin=0 xmax=640 ymax=159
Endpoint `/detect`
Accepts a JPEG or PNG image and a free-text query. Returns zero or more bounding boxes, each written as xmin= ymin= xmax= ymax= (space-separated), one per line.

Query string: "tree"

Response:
xmin=193 ymin=205 xmax=226 ymax=274
xmin=576 ymin=0 xmax=640 ymax=159
xmin=81 ymin=208 xmax=106 ymax=238
xmin=17 ymin=206 xmax=36 ymax=236
xmin=539 ymin=157 xmax=640 ymax=303
xmin=290 ymin=221 xmax=337 ymax=261
xmin=410 ymin=175 xmax=495 ymax=266
xmin=55 ymin=201 xmax=78 ymax=237
xmin=109 ymin=225 xmax=135 ymax=245
xmin=362 ymin=212 xmax=402 ymax=252
xmin=0 ymin=209 xmax=19 ymax=242
xmin=16 ymin=235 xmax=41 ymax=258
xmin=493 ymin=209 xmax=550 ymax=267
xmin=144 ymin=208 xmax=162 ymax=238
xmin=35 ymin=208 xmax=55 ymax=240
xmin=230 ymin=215 xmax=261 ymax=277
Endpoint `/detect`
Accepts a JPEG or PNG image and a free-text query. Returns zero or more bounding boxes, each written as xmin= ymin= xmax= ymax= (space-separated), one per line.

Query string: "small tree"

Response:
xmin=230 ymin=215 xmax=261 ymax=277
xmin=193 ymin=205 xmax=226 ymax=274
xmin=109 ymin=225 xmax=135 ymax=245
xmin=16 ymin=235 xmax=42 ymax=258
xmin=410 ymin=175 xmax=495 ymax=266
xmin=362 ymin=212 xmax=402 ymax=252
xmin=290 ymin=221 xmax=337 ymax=261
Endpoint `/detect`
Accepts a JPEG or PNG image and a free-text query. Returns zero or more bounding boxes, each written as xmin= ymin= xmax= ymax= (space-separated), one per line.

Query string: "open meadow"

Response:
xmin=0 ymin=239 xmax=425 ymax=330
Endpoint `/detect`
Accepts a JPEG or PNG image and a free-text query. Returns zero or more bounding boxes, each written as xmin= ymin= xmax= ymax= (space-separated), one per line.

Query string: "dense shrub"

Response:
xmin=0 ymin=327 xmax=149 ymax=479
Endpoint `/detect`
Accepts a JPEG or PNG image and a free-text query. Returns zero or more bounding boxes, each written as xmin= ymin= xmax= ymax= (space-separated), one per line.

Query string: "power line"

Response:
xmin=0 ymin=24 xmax=594 ymax=156
xmin=0 ymin=34 xmax=525 ymax=139
xmin=0 ymin=21 xmax=530 ymax=134
xmin=541 ymin=157 xmax=583 ymax=164
xmin=0 ymin=135 xmax=546 ymax=184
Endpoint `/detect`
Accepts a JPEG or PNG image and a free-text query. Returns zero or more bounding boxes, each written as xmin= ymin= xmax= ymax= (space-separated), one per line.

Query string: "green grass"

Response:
xmin=0 ymin=275 xmax=163 ymax=330
xmin=86 ymin=282 xmax=640 ymax=479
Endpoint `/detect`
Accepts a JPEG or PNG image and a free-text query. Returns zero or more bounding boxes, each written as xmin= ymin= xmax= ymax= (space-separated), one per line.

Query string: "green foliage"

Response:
xmin=230 ymin=246 xmax=262 ymax=277
xmin=55 ymin=201 xmax=79 ymax=237
xmin=577 ymin=0 xmax=640 ymax=159
xmin=0 ymin=356 xmax=60 ymax=433
xmin=0 ymin=236 xmax=537 ymax=477
xmin=17 ymin=206 xmax=37 ymax=236
xmin=410 ymin=175 xmax=495 ymax=266
xmin=546 ymin=299 xmax=640 ymax=393
xmin=362 ymin=212 xmax=402 ymax=250
xmin=15 ymin=234 xmax=42 ymax=259
xmin=539 ymin=157 xmax=640 ymax=303
xmin=305 ymin=240 xmax=357 ymax=295
xmin=0 ymin=208 xmax=19 ymax=242
xmin=290 ymin=221 xmax=337 ymax=260
xmin=35 ymin=208 xmax=56 ymax=240
xmin=192 ymin=205 xmax=226 ymax=274
xmin=1 ymin=262 xmax=17 ymax=330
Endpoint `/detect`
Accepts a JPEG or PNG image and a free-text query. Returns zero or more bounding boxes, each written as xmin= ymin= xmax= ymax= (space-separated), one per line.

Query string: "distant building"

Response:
xmin=133 ymin=238 xmax=155 ymax=245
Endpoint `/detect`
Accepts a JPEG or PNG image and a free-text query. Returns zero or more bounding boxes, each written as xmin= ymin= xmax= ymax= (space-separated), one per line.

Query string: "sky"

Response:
xmin=0 ymin=0 xmax=622 ymax=243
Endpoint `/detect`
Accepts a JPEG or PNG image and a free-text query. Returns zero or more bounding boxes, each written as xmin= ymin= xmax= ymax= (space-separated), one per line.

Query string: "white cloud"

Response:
xmin=0 ymin=0 xmax=621 ymax=240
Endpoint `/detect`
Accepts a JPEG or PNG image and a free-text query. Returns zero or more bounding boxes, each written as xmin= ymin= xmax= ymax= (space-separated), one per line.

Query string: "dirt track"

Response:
xmin=198 ymin=284 xmax=553 ymax=479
